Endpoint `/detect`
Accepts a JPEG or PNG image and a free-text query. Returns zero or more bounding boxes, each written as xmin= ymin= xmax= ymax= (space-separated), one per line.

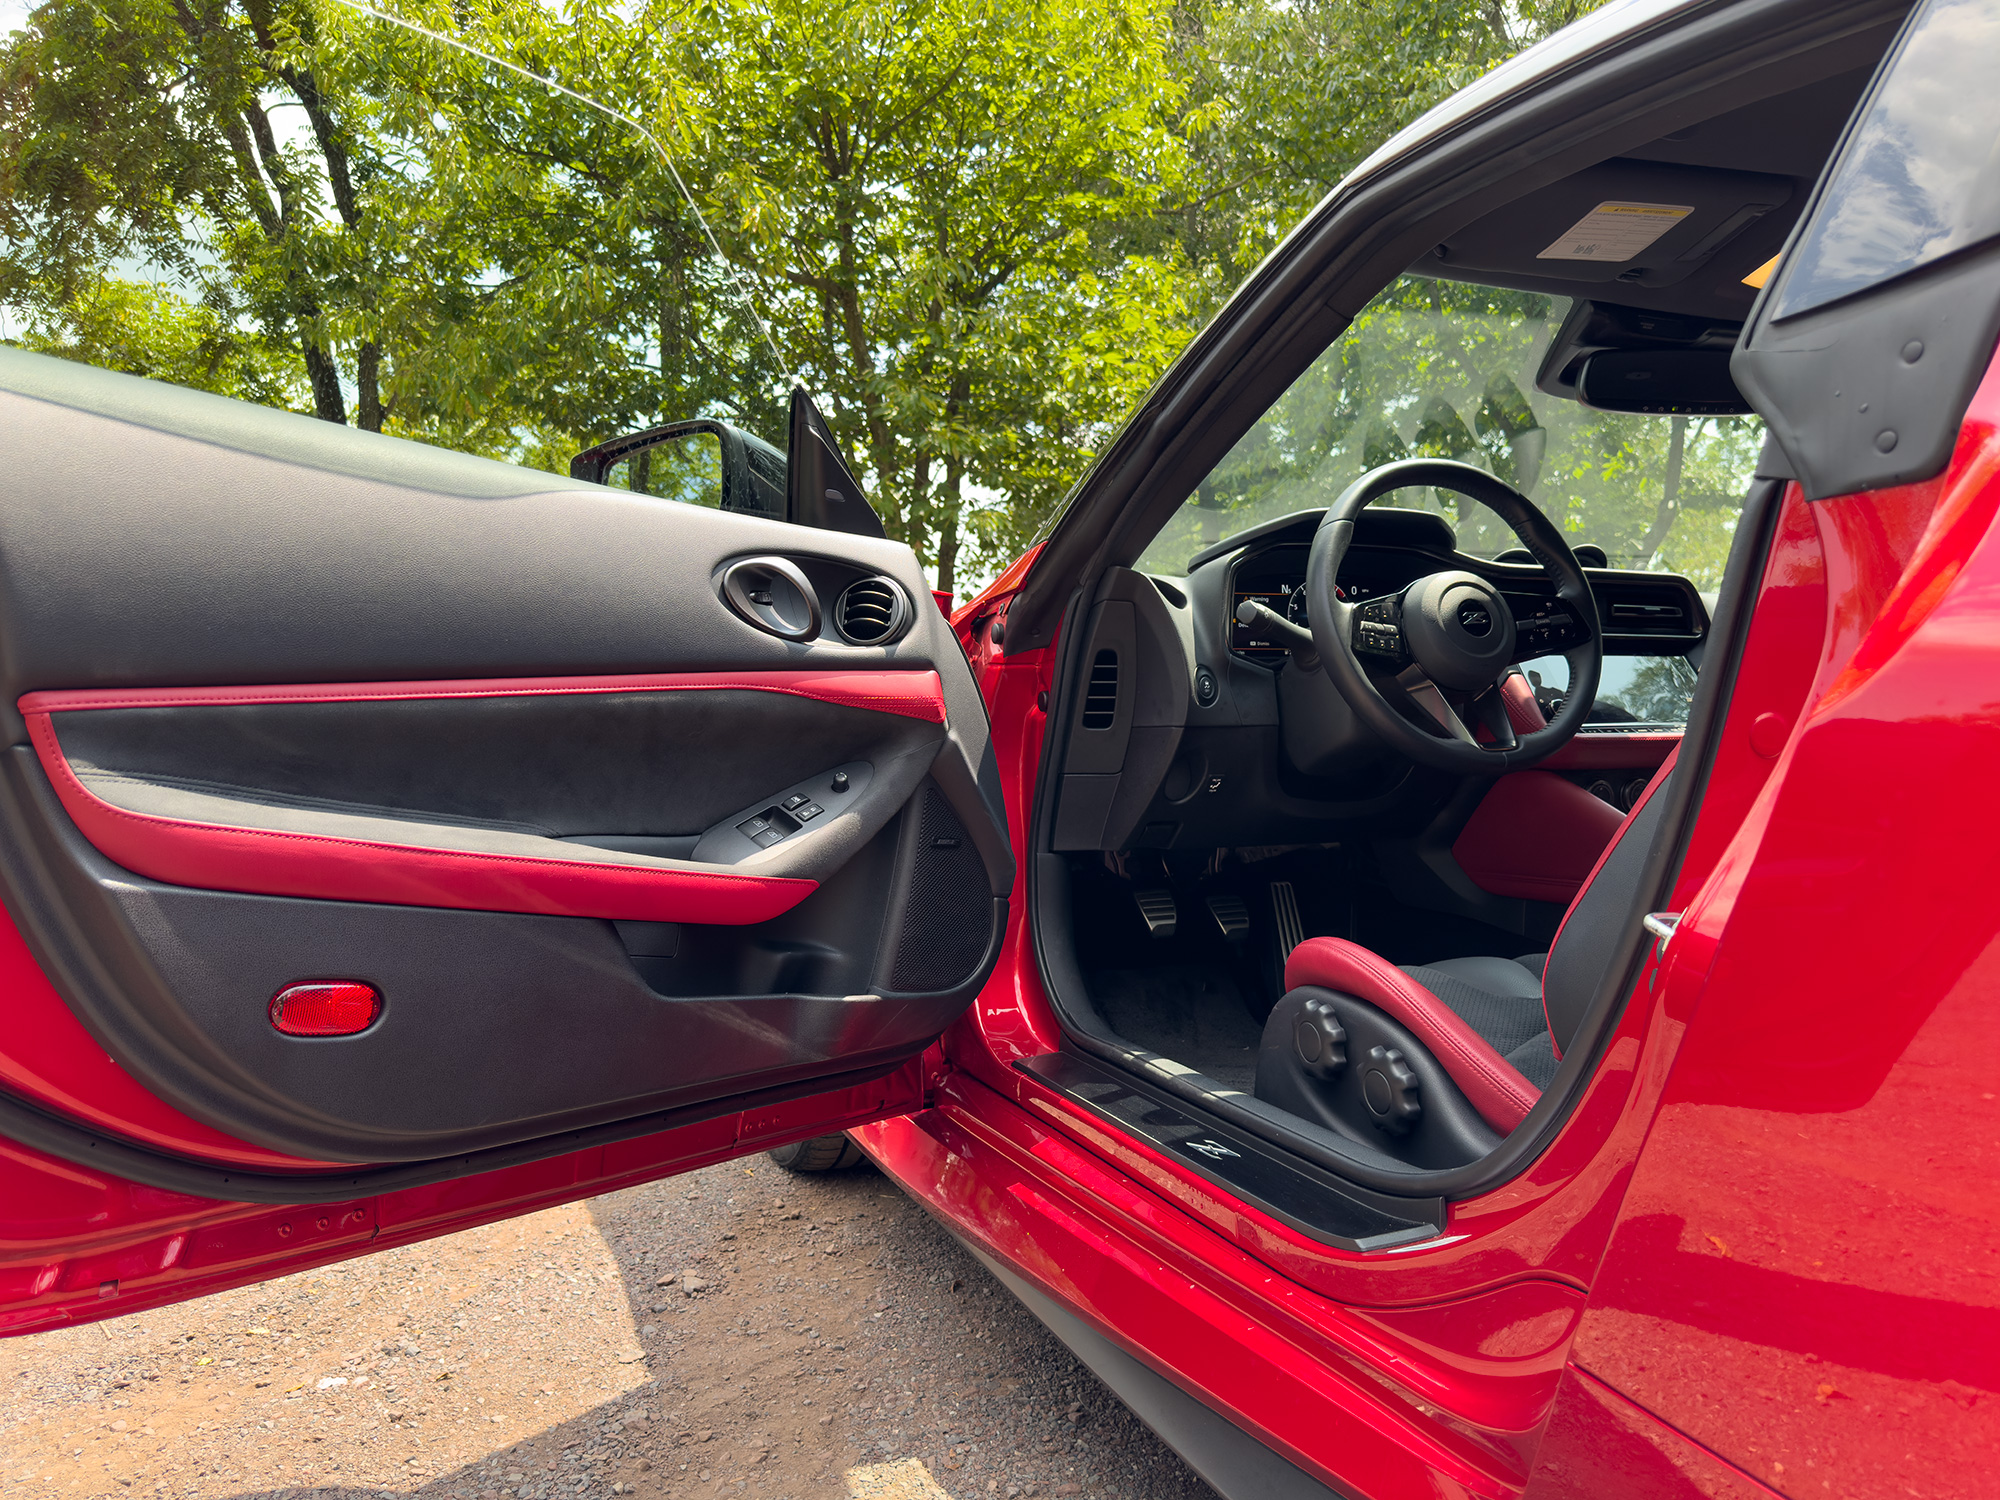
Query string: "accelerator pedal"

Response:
xmin=1134 ymin=889 xmax=1178 ymax=939
xmin=1207 ymin=893 xmax=1250 ymax=942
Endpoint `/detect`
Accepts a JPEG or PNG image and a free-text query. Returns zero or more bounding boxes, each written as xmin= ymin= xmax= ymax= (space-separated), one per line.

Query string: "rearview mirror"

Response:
xmin=1576 ymin=349 xmax=1752 ymax=415
xmin=570 ymin=419 xmax=787 ymax=519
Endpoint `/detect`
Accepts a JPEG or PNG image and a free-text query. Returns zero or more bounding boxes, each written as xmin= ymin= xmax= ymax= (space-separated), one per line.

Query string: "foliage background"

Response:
xmin=0 ymin=0 xmax=1755 ymax=595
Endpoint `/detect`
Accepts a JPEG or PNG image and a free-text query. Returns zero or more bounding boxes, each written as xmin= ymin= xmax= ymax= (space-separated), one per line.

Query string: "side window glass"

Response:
xmin=1772 ymin=0 xmax=2000 ymax=318
xmin=603 ymin=431 xmax=726 ymax=508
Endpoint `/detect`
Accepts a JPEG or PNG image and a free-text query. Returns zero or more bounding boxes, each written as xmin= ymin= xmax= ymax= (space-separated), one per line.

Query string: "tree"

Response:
xmin=681 ymin=0 xmax=1196 ymax=591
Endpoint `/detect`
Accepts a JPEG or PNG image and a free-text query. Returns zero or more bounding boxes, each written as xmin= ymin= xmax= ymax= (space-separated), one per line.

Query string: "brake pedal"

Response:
xmin=1134 ymin=889 xmax=1178 ymax=939
xmin=1207 ymin=893 xmax=1250 ymax=941
xmin=1270 ymin=881 xmax=1304 ymax=962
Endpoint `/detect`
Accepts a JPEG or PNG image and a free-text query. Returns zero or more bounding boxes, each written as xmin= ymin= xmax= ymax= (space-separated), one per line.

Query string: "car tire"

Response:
xmin=767 ymin=1133 xmax=865 ymax=1172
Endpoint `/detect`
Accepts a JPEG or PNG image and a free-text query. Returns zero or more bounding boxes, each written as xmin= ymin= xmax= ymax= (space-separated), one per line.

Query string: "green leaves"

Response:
xmin=3 ymin=0 xmax=1634 ymax=588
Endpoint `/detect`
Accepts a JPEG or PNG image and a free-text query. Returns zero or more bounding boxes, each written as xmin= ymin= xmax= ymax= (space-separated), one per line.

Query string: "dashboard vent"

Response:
xmin=836 ymin=577 xmax=908 ymax=644
xmin=1081 ymin=650 xmax=1120 ymax=729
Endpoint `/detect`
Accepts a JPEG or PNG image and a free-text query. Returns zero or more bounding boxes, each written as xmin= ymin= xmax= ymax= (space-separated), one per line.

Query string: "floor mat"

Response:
xmin=1088 ymin=966 xmax=1265 ymax=1091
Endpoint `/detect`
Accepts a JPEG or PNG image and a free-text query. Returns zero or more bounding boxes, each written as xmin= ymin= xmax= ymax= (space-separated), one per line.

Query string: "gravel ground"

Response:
xmin=3 ymin=1150 xmax=1220 ymax=1500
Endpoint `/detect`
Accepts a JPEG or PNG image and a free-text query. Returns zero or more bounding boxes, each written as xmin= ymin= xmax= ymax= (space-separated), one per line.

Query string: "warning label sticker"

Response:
xmin=1537 ymin=201 xmax=1693 ymax=263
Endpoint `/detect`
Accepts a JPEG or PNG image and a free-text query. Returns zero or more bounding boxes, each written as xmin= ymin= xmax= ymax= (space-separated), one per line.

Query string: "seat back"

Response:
xmin=1542 ymin=750 xmax=1677 ymax=1055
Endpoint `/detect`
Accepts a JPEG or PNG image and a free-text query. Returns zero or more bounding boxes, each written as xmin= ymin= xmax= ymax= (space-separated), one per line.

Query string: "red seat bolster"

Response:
xmin=1283 ymin=936 xmax=1541 ymax=1133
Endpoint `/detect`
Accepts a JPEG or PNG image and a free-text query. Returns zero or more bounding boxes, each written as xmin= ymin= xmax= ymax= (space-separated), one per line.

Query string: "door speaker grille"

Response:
xmin=836 ymin=577 xmax=908 ymax=644
xmin=1081 ymin=650 xmax=1119 ymax=729
xmin=886 ymin=786 xmax=990 ymax=993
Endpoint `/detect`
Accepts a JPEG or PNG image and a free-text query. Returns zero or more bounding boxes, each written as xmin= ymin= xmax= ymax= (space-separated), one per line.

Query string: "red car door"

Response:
xmin=0 ymin=350 xmax=1011 ymax=1335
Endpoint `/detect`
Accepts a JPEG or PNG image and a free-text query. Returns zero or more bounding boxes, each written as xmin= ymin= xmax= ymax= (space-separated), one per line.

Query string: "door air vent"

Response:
xmin=835 ymin=577 xmax=910 ymax=644
xmin=1081 ymin=649 xmax=1120 ymax=729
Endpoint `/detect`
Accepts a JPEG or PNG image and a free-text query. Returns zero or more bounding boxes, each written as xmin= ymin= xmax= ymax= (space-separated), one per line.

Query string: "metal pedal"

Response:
xmin=1207 ymin=893 xmax=1250 ymax=941
xmin=1270 ymin=881 xmax=1304 ymax=962
xmin=1133 ymin=889 xmax=1178 ymax=939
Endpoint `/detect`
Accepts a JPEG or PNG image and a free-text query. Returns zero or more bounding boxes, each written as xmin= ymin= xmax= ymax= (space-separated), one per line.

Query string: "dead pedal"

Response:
xmin=1134 ymin=889 xmax=1178 ymax=939
xmin=1207 ymin=893 xmax=1250 ymax=941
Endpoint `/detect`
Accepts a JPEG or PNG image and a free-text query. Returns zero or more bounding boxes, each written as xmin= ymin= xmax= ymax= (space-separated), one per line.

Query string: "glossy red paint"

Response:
xmin=0 ymin=1063 xmax=925 ymax=1336
xmin=17 ymin=667 xmax=949 ymax=724
xmin=28 ymin=708 xmax=819 ymax=923
xmin=1565 ymin=354 xmax=2000 ymax=1500
xmin=1284 ymin=936 xmax=1541 ymax=1132
xmin=1453 ymin=771 xmax=1625 ymax=904
xmin=1522 ymin=1366 xmax=1783 ymax=1500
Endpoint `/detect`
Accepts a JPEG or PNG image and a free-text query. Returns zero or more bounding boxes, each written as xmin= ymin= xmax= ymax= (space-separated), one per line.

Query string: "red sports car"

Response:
xmin=2 ymin=0 xmax=1994 ymax=1496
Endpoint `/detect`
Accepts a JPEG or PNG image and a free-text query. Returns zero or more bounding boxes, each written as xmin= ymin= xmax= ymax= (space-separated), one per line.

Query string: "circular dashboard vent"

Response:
xmin=836 ymin=577 xmax=909 ymax=644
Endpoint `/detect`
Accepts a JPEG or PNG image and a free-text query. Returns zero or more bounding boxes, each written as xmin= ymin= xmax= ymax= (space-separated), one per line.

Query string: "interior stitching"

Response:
xmin=31 ymin=716 xmax=811 ymax=895
xmin=22 ymin=674 xmax=946 ymax=723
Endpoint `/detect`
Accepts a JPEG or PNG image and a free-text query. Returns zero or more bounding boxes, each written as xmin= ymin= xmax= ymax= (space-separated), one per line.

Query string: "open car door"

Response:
xmin=0 ymin=348 xmax=1011 ymax=1335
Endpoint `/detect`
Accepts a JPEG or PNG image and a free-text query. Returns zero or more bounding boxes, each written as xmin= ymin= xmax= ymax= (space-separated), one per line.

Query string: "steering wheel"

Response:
xmin=1288 ymin=459 xmax=1601 ymax=773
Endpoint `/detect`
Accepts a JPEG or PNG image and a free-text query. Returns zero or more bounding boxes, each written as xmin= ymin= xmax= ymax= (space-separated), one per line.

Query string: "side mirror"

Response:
xmin=569 ymin=388 xmax=887 ymax=538
xmin=569 ymin=419 xmax=787 ymax=519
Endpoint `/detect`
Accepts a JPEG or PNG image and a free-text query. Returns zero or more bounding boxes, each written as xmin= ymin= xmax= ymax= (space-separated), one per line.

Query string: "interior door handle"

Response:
xmin=1642 ymin=911 xmax=1681 ymax=947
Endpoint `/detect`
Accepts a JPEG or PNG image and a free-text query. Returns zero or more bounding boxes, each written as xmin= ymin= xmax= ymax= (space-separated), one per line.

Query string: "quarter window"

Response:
xmin=1772 ymin=0 xmax=2000 ymax=319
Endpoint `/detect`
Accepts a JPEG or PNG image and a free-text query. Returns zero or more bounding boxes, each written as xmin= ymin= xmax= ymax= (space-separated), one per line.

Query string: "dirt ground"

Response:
xmin=2 ymin=1152 xmax=1220 ymax=1500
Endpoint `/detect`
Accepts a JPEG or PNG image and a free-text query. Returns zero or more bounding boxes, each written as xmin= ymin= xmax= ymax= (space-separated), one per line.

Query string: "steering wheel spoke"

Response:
xmin=1350 ymin=591 xmax=1409 ymax=665
xmin=1393 ymin=665 xmax=1478 ymax=745
xmin=1468 ymin=680 xmax=1521 ymax=751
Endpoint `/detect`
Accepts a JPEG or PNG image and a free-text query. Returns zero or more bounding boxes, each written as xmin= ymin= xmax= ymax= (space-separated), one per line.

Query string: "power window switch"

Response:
xmin=750 ymin=827 xmax=786 ymax=849
xmin=736 ymin=816 xmax=771 ymax=839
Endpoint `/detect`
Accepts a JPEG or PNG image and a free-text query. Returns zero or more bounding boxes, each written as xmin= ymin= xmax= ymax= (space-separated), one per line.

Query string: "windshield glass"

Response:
xmin=1135 ymin=276 xmax=1764 ymax=587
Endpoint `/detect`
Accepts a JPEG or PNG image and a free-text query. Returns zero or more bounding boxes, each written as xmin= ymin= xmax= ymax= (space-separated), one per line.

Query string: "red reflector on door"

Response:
xmin=268 ymin=982 xmax=381 ymax=1037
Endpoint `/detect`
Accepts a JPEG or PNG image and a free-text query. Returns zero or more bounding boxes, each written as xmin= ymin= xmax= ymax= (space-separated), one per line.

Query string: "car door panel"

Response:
xmin=0 ymin=348 xmax=1010 ymax=1208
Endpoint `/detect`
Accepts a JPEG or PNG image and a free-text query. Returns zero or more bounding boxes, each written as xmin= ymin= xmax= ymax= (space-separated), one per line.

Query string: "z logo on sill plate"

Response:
xmin=1181 ymin=1138 xmax=1242 ymax=1161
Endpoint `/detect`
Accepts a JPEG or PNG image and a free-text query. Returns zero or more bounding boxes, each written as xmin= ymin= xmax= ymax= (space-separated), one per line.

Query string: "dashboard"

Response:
xmin=1226 ymin=540 xmax=1704 ymax=666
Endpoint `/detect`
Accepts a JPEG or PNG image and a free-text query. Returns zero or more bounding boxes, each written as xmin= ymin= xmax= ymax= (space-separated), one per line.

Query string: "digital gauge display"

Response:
xmin=1228 ymin=545 xmax=1381 ymax=662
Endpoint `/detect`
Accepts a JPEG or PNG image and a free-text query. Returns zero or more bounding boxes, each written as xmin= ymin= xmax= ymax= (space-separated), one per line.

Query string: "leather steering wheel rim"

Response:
xmin=1306 ymin=458 xmax=1603 ymax=773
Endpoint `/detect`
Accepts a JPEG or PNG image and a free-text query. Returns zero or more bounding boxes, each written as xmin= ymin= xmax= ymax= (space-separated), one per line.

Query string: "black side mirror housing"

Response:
xmin=570 ymin=389 xmax=887 ymax=537
xmin=569 ymin=419 xmax=787 ymax=518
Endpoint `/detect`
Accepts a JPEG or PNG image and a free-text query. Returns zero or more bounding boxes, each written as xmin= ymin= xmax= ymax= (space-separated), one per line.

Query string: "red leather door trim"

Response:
xmin=25 ymin=710 xmax=815 ymax=923
xmin=13 ymin=671 xmax=946 ymax=924
xmin=18 ymin=668 xmax=948 ymax=724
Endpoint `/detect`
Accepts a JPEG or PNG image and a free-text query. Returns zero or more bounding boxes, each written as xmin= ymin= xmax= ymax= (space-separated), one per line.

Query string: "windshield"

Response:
xmin=1135 ymin=277 xmax=1764 ymax=588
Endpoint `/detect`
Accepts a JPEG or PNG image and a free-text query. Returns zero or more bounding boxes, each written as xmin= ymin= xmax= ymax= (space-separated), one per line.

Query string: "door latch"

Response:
xmin=1642 ymin=911 xmax=1681 ymax=949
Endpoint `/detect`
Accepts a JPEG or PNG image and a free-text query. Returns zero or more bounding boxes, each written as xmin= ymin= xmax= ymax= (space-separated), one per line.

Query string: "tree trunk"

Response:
xmin=1638 ymin=415 xmax=1688 ymax=563
xmin=301 ymin=335 xmax=347 ymax=425
xmin=936 ymin=461 xmax=964 ymax=598
xmin=356 ymin=342 xmax=383 ymax=431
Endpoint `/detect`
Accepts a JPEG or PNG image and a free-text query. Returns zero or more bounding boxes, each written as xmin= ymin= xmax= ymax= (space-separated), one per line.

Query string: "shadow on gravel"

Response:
xmin=203 ymin=1152 xmax=1216 ymax=1500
